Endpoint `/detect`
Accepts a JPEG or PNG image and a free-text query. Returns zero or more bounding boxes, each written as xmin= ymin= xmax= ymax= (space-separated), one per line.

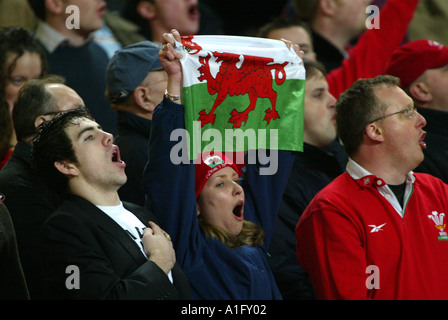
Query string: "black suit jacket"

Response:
xmin=0 ymin=141 xmax=64 ymax=299
xmin=0 ymin=203 xmax=29 ymax=299
xmin=41 ymin=195 xmax=191 ymax=300
xmin=269 ymin=142 xmax=346 ymax=299
xmin=414 ymin=108 xmax=448 ymax=184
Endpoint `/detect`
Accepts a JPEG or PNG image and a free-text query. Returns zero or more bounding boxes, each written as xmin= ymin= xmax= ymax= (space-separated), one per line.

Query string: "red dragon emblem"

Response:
xmin=197 ymin=51 xmax=288 ymax=128
xmin=181 ymin=36 xmax=203 ymax=55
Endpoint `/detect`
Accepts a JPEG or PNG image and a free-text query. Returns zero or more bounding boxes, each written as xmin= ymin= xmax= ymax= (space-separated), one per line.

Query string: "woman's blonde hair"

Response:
xmin=198 ymin=215 xmax=265 ymax=249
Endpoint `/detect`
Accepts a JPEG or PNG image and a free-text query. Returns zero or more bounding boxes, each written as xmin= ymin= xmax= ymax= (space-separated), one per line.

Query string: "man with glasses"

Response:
xmin=0 ymin=77 xmax=84 ymax=299
xmin=385 ymin=40 xmax=448 ymax=183
xmin=295 ymin=75 xmax=448 ymax=300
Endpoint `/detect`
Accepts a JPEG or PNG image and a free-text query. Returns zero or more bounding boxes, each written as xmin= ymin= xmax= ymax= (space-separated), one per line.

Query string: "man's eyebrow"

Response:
xmin=77 ymin=125 xmax=102 ymax=140
xmin=298 ymin=43 xmax=310 ymax=50
xmin=312 ymin=87 xmax=325 ymax=93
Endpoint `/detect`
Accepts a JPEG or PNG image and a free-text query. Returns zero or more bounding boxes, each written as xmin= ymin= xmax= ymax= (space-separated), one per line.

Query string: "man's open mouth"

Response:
xmin=188 ymin=4 xmax=200 ymax=20
xmin=419 ymin=132 xmax=427 ymax=149
xmin=111 ymin=146 xmax=126 ymax=167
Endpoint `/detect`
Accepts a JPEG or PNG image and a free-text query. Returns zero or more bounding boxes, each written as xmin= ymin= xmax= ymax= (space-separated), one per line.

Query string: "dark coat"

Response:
xmin=115 ymin=111 xmax=151 ymax=206
xmin=311 ymin=29 xmax=346 ymax=73
xmin=0 ymin=202 xmax=29 ymax=299
xmin=269 ymin=142 xmax=346 ymax=299
xmin=414 ymin=107 xmax=448 ymax=183
xmin=41 ymin=194 xmax=191 ymax=300
xmin=0 ymin=141 xmax=63 ymax=299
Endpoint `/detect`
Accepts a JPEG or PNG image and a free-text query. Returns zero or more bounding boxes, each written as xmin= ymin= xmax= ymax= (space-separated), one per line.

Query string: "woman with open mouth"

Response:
xmin=142 ymin=29 xmax=298 ymax=299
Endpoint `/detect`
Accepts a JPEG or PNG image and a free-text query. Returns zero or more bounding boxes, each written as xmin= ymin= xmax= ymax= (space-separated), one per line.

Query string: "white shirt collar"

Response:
xmin=346 ymin=158 xmax=415 ymax=217
xmin=35 ymin=21 xmax=93 ymax=53
xmin=346 ymin=157 xmax=416 ymax=184
xmin=96 ymin=201 xmax=174 ymax=283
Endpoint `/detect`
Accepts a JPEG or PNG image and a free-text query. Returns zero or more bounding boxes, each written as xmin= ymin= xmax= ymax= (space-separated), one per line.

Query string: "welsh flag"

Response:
xmin=174 ymin=35 xmax=305 ymax=160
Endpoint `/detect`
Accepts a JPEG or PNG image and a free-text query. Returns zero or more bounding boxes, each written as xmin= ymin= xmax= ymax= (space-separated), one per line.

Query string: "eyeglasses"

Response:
xmin=368 ymin=106 xmax=417 ymax=124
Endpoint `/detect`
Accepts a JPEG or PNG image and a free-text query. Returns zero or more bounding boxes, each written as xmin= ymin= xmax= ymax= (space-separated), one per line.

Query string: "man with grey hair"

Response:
xmin=105 ymin=41 xmax=166 ymax=206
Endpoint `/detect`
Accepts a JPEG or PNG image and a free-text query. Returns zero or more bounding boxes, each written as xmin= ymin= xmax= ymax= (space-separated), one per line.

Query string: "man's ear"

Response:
xmin=34 ymin=115 xmax=53 ymax=129
xmin=45 ymin=0 xmax=65 ymax=15
xmin=137 ymin=1 xmax=157 ymax=20
xmin=408 ymin=81 xmax=432 ymax=104
xmin=319 ymin=0 xmax=338 ymax=16
xmin=133 ymin=86 xmax=157 ymax=113
xmin=365 ymin=122 xmax=384 ymax=143
xmin=54 ymin=161 xmax=79 ymax=177
xmin=133 ymin=86 xmax=150 ymax=109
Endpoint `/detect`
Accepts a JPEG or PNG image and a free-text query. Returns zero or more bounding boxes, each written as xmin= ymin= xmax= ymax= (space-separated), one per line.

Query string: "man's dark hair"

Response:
xmin=303 ymin=59 xmax=326 ymax=79
xmin=257 ymin=17 xmax=313 ymax=41
xmin=293 ymin=0 xmax=320 ymax=23
xmin=336 ymin=75 xmax=400 ymax=156
xmin=26 ymin=0 xmax=46 ymax=21
xmin=13 ymin=75 xmax=65 ymax=141
xmin=0 ymin=98 xmax=12 ymax=161
xmin=32 ymin=107 xmax=93 ymax=192
xmin=122 ymin=0 xmax=155 ymax=41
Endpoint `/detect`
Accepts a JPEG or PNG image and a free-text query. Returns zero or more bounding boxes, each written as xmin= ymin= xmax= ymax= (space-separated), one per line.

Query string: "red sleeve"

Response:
xmin=296 ymin=203 xmax=372 ymax=300
xmin=327 ymin=0 xmax=420 ymax=98
xmin=0 ymin=147 xmax=13 ymax=170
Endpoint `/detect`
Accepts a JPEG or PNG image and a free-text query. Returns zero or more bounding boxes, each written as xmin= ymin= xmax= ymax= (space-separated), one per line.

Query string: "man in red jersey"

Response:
xmin=296 ymin=75 xmax=448 ymax=300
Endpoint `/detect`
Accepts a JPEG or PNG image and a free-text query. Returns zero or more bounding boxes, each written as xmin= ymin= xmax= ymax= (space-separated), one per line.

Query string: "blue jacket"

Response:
xmin=143 ymin=98 xmax=294 ymax=300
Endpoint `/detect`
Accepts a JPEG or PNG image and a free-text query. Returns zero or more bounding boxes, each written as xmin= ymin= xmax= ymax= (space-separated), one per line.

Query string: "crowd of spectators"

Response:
xmin=2 ymin=0 xmax=448 ymax=301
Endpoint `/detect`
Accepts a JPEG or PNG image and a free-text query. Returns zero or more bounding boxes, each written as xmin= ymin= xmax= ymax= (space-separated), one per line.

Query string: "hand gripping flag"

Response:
xmin=173 ymin=35 xmax=305 ymax=160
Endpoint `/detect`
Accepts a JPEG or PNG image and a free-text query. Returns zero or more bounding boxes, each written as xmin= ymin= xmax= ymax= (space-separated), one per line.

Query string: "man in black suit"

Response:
xmin=32 ymin=108 xmax=190 ymax=299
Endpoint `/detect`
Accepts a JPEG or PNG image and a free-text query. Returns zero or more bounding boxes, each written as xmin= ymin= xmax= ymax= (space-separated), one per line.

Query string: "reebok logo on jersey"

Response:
xmin=369 ymin=223 xmax=386 ymax=233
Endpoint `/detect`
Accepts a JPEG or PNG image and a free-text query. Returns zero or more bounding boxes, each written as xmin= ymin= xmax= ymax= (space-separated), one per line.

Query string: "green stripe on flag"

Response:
xmin=183 ymin=79 xmax=305 ymax=160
